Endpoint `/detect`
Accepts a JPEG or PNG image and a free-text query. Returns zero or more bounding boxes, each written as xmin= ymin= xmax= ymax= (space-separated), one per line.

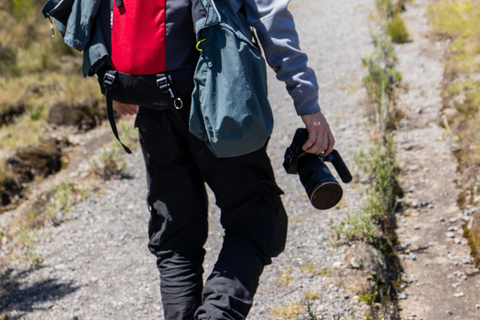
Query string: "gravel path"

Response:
xmin=1 ymin=0 xmax=375 ymax=319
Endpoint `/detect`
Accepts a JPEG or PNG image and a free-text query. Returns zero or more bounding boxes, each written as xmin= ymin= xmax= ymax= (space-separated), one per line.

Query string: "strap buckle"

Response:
xmin=156 ymin=73 xmax=183 ymax=109
xmin=103 ymin=71 xmax=117 ymax=89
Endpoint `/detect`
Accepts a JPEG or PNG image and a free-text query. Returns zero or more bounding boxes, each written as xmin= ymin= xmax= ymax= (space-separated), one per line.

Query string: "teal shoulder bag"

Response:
xmin=190 ymin=0 xmax=274 ymax=158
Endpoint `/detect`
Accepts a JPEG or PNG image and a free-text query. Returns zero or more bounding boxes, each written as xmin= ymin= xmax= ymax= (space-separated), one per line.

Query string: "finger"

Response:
xmin=302 ymin=130 xmax=317 ymax=151
xmin=325 ymin=132 xmax=335 ymax=155
xmin=319 ymin=131 xmax=329 ymax=154
xmin=305 ymin=132 xmax=325 ymax=155
xmin=315 ymin=131 xmax=328 ymax=155
xmin=125 ymin=105 xmax=138 ymax=115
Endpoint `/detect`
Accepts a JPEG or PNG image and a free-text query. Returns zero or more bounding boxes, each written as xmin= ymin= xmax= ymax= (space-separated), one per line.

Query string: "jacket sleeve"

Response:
xmin=238 ymin=0 xmax=320 ymax=115
xmin=82 ymin=18 xmax=109 ymax=77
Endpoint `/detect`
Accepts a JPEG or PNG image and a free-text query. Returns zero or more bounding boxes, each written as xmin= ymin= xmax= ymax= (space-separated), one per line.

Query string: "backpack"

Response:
xmin=42 ymin=0 xmax=198 ymax=154
xmin=95 ymin=0 xmax=199 ymax=154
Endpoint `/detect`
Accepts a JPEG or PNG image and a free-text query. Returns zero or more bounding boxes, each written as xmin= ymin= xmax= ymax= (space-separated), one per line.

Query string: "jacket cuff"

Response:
xmin=293 ymin=91 xmax=321 ymax=115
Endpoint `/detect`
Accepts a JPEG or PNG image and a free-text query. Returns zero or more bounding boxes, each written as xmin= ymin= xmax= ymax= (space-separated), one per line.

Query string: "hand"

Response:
xmin=113 ymin=101 xmax=139 ymax=116
xmin=300 ymin=111 xmax=335 ymax=155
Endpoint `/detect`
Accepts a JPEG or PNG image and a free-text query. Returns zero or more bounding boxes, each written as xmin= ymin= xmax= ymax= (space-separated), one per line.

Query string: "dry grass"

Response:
xmin=429 ymin=0 xmax=480 ymax=167
xmin=277 ymin=268 xmax=294 ymax=285
xmin=271 ymin=301 xmax=304 ymax=318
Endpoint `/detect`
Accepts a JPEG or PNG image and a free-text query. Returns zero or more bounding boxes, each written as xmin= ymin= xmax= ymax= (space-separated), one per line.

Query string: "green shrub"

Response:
xmin=387 ymin=15 xmax=410 ymax=43
xmin=330 ymin=210 xmax=379 ymax=243
xmin=45 ymin=181 xmax=89 ymax=219
xmin=12 ymin=0 xmax=36 ymax=21
xmin=357 ymin=134 xmax=398 ymax=220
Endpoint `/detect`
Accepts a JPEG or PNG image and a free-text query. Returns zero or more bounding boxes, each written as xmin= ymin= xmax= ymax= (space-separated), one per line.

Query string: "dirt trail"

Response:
xmin=394 ymin=1 xmax=480 ymax=319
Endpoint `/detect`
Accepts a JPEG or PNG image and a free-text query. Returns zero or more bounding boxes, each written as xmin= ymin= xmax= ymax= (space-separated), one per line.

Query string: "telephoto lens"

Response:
xmin=296 ymin=153 xmax=343 ymax=210
xmin=283 ymin=128 xmax=352 ymax=210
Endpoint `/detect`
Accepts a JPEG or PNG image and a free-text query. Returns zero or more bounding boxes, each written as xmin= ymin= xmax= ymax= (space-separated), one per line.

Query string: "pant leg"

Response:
xmin=138 ymin=110 xmax=209 ymax=320
xmin=192 ymin=140 xmax=289 ymax=320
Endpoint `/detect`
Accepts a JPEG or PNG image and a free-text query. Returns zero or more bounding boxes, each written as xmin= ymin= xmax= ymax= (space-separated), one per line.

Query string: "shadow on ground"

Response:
xmin=0 ymin=268 xmax=80 ymax=320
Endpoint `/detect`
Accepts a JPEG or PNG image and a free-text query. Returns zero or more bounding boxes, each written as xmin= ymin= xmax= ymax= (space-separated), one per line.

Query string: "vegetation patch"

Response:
xmin=429 ymin=1 xmax=480 ymax=168
xmin=88 ymin=121 xmax=138 ymax=180
xmin=12 ymin=224 xmax=42 ymax=269
xmin=362 ymin=32 xmax=403 ymax=131
xmin=45 ymin=181 xmax=89 ymax=223
xmin=429 ymin=0 xmax=480 ymax=260
xmin=0 ymin=0 xmax=106 ymax=211
xmin=271 ymin=301 xmax=304 ymax=318
xmin=387 ymin=15 xmax=410 ymax=44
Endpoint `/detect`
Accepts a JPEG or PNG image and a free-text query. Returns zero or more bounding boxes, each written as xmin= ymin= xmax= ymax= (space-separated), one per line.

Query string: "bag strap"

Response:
xmin=103 ymin=70 xmax=133 ymax=154
xmin=102 ymin=71 xmax=186 ymax=154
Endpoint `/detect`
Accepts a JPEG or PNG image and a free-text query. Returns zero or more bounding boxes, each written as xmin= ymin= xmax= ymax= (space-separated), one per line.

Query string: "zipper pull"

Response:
xmin=48 ymin=16 xmax=55 ymax=37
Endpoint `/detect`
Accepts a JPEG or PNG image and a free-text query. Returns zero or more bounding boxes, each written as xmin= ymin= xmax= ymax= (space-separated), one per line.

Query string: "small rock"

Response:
xmin=461 ymin=257 xmax=471 ymax=264
xmin=316 ymin=304 xmax=326 ymax=313
xmin=428 ymin=242 xmax=434 ymax=247
xmin=416 ymin=281 xmax=425 ymax=287
xmin=446 ymin=232 xmax=455 ymax=238
xmin=454 ymin=238 xmax=461 ymax=244
xmin=476 ymin=304 xmax=480 ymax=309
xmin=440 ymin=217 xmax=445 ymax=222
xmin=449 ymin=218 xmax=457 ymax=223
xmin=447 ymin=310 xmax=453 ymax=316
xmin=398 ymin=292 xmax=408 ymax=300
xmin=413 ymin=225 xmax=420 ymax=230
xmin=453 ymin=292 xmax=464 ymax=298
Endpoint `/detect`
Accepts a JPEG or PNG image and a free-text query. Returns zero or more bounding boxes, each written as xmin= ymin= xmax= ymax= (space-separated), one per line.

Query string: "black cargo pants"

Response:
xmin=136 ymin=103 xmax=288 ymax=320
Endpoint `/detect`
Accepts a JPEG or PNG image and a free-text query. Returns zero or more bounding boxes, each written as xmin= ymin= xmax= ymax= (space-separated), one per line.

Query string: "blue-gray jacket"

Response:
xmin=42 ymin=0 xmax=320 ymax=115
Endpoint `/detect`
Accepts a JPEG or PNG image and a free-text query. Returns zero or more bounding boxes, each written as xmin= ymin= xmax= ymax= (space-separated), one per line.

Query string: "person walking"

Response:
xmin=108 ymin=0 xmax=335 ymax=319
xmin=43 ymin=0 xmax=335 ymax=318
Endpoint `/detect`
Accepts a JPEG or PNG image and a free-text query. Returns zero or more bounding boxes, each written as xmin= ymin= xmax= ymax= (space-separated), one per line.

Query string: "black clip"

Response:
xmin=103 ymin=70 xmax=117 ymax=89
xmin=156 ymin=73 xmax=183 ymax=109
xmin=156 ymin=74 xmax=173 ymax=94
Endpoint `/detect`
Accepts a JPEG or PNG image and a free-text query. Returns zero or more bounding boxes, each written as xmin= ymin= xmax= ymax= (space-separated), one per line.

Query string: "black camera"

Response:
xmin=283 ymin=128 xmax=352 ymax=210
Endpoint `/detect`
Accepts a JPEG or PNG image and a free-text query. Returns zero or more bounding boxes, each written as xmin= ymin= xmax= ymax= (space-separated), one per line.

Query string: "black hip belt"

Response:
xmin=98 ymin=64 xmax=196 ymax=154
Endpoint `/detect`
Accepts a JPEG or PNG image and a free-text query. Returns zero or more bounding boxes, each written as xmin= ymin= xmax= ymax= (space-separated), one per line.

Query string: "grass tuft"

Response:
xmin=387 ymin=15 xmax=410 ymax=43
xmin=45 ymin=181 xmax=89 ymax=220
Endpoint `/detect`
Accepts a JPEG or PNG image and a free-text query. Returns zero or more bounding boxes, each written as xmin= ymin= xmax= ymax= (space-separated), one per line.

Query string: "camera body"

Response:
xmin=284 ymin=128 xmax=352 ymax=210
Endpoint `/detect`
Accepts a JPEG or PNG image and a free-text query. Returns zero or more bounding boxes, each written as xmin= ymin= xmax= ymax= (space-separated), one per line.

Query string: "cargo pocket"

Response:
xmin=259 ymin=180 xmax=288 ymax=258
